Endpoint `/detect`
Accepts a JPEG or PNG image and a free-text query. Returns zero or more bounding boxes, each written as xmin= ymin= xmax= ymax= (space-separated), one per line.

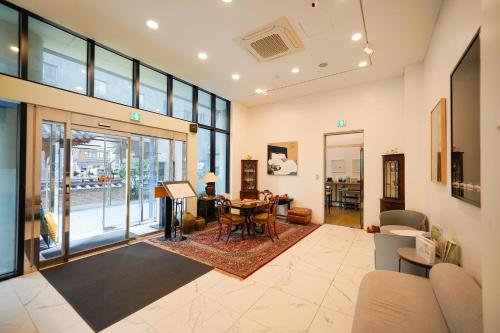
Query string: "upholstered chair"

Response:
xmin=379 ymin=210 xmax=429 ymax=234
xmin=216 ymin=197 xmax=246 ymax=244
xmin=252 ymin=195 xmax=279 ymax=242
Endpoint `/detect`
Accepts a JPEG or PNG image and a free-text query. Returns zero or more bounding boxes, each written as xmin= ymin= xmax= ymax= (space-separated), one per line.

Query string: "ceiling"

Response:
xmin=9 ymin=0 xmax=442 ymax=107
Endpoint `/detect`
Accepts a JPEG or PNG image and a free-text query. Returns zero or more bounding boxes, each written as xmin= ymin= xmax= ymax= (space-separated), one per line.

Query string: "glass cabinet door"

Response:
xmin=384 ymin=160 xmax=399 ymax=199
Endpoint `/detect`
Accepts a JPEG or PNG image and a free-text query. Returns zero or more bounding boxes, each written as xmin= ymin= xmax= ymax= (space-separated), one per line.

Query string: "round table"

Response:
xmin=397 ymin=247 xmax=439 ymax=277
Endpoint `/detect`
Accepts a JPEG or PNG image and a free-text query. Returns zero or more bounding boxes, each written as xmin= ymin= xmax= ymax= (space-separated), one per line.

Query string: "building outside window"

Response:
xmin=28 ymin=17 xmax=87 ymax=94
xmin=94 ymin=46 xmax=133 ymax=106
xmin=172 ymin=79 xmax=193 ymax=121
xmin=0 ymin=3 xmax=19 ymax=77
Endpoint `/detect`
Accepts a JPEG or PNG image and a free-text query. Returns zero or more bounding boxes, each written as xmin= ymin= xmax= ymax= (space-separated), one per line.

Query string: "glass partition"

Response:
xmin=174 ymin=140 xmax=187 ymax=181
xmin=198 ymin=90 xmax=212 ymax=126
xmin=0 ymin=3 xmax=19 ymax=77
xmin=215 ymin=132 xmax=228 ymax=193
xmin=28 ymin=17 xmax=87 ymax=94
xmin=197 ymin=128 xmax=211 ymax=194
xmin=0 ymin=100 xmax=19 ymax=277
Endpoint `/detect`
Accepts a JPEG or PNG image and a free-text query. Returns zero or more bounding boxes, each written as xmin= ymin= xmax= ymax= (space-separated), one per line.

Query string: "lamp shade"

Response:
xmin=203 ymin=172 xmax=218 ymax=183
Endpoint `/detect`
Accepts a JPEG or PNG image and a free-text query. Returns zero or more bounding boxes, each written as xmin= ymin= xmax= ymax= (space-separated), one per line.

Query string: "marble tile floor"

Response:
xmin=0 ymin=224 xmax=374 ymax=333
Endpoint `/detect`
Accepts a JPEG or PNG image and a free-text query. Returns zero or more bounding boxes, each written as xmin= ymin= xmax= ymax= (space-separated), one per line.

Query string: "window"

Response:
xmin=94 ymin=46 xmax=133 ymax=106
xmin=0 ymin=99 xmax=20 ymax=277
xmin=172 ymin=79 xmax=193 ymax=121
xmin=139 ymin=65 xmax=167 ymax=114
xmin=174 ymin=140 xmax=187 ymax=181
xmin=216 ymin=97 xmax=229 ymax=130
xmin=215 ymin=132 xmax=228 ymax=194
xmin=0 ymin=3 xmax=19 ymax=77
xmin=197 ymin=128 xmax=212 ymax=194
xmin=197 ymin=90 xmax=212 ymax=126
xmin=28 ymin=17 xmax=87 ymax=93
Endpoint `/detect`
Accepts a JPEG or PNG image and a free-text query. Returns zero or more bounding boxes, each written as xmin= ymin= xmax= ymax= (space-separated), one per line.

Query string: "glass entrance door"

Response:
xmin=70 ymin=130 xmax=128 ymax=254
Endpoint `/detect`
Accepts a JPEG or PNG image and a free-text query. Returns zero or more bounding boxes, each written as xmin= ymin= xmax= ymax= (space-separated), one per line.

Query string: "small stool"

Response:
xmin=287 ymin=207 xmax=312 ymax=225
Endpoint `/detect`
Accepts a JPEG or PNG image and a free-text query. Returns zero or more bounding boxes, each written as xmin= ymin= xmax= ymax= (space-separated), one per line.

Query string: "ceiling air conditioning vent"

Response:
xmin=241 ymin=17 xmax=304 ymax=62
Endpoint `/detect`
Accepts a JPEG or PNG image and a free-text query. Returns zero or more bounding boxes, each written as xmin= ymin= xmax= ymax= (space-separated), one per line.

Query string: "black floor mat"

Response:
xmin=41 ymin=242 xmax=212 ymax=332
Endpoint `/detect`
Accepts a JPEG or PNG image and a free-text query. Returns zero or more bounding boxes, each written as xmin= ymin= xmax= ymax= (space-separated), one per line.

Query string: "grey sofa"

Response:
xmin=379 ymin=209 xmax=429 ymax=233
xmin=352 ymin=263 xmax=483 ymax=333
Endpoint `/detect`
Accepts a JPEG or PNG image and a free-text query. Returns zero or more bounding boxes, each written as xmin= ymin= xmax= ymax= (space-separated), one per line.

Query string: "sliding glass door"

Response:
xmin=0 ymin=100 xmax=20 ymax=277
xmin=130 ymin=135 xmax=171 ymax=236
xmin=70 ymin=130 xmax=128 ymax=254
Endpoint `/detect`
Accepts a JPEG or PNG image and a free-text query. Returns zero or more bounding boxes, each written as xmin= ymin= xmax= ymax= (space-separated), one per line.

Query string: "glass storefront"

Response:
xmin=0 ymin=100 xmax=20 ymax=277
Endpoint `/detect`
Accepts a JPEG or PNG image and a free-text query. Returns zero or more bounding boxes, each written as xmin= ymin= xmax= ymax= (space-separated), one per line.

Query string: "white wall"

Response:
xmin=326 ymin=146 xmax=362 ymax=180
xmin=414 ymin=0 xmax=482 ymax=281
xmin=480 ymin=0 xmax=500 ymax=331
xmin=231 ymin=77 xmax=405 ymax=224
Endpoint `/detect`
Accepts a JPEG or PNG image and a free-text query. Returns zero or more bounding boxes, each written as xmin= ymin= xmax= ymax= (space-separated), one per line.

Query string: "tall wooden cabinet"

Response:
xmin=380 ymin=154 xmax=405 ymax=212
xmin=240 ymin=160 xmax=259 ymax=199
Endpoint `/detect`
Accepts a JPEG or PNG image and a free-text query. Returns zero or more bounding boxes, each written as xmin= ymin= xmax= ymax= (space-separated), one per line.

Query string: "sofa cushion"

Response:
xmin=430 ymin=263 xmax=482 ymax=333
xmin=352 ymin=270 xmax=449 ymax=333
xmin=380 ymin=224 xmax=416 ymax=234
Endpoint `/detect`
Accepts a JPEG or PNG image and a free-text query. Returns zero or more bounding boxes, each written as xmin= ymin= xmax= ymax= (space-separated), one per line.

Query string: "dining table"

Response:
xmin=230 ymin=199 xmax=268 ymax=236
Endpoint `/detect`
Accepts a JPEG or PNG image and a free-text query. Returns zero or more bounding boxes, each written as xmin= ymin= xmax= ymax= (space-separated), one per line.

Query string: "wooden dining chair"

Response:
xmin=216 ymin=197 xmax=246 ymax=244
xmin=252 ymin=195 xmax=279 ymax=242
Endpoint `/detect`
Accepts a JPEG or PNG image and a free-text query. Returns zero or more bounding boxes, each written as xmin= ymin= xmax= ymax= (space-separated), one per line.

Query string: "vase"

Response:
xmin=194 ymin=216 xmax=206 ymax=231
xmin=182 ymin=212 xmax=196 ymax=234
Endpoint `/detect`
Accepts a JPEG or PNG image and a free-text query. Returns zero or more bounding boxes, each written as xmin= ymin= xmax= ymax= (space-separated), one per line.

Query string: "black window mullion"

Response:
xmin=225 ymin=132 xmax=230 ymax=193
xmin=132 ymin=59 xmax=140 ymax=108
xmin=19 ymin=10 xmax=28 ymax=79
xmin=167 ymin=74 xmax=173 ymax=117
xmin=210 ymin=93 xmax=216 ymax=128
xmin=193 ymin=86 xmax=198 ymax=123
xmin=87 ymin=39 xmax=95 ymax=97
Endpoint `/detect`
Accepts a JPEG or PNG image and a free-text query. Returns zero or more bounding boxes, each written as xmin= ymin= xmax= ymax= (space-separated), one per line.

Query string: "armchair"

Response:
xmin=379 ymin=210 xmax=429 ymax=234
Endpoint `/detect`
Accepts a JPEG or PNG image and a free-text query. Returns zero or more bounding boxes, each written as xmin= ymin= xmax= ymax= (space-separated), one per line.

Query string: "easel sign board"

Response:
xmin=161 ymin=181 xmax=197 ymax=199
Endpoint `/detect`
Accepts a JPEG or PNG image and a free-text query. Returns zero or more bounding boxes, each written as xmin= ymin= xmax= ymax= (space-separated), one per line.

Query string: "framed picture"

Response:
xmin=267 ymin=141 xmax=298 ymax=175
xmin=431 ymin=98 xmax=447 ymax=184
xmin=332 ymin=160 xmax=346 ymax=173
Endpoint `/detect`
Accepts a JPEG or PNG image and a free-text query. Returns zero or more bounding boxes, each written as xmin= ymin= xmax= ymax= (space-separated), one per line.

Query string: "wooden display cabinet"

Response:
xmin=380 ymin=154 xmax=405 ymax=212
xmin=240 ymin=160 xmax=259 ymax=199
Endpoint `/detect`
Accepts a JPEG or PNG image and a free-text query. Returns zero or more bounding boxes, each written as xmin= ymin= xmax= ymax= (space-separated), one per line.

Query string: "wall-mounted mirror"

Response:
xmin=431 ymin=98 xmax=447 ymax=184
xmin=451 ymin=32 xmax=480 ymax=207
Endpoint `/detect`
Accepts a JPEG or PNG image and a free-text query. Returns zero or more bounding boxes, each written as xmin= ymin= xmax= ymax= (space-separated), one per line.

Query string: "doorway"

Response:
xmin=324 ymin=131 xmax=364 ymax=229
xmin=34 ymin=107 xmax=186 ymax=266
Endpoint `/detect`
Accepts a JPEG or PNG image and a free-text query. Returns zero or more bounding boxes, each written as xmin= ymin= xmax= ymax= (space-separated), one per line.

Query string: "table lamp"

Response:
xmin=203 ymin=172 xmax=218 ymax=196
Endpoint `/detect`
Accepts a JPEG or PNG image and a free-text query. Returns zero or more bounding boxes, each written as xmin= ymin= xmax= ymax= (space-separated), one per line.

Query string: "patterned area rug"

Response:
xmin=147 ymin=220 xmax=320 ymax=279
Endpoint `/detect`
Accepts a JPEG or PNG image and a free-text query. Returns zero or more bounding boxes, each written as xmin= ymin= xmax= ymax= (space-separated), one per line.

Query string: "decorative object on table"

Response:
xmin=203 ymin=172 xmax=218 ymax=196
xmin=416 ymin=234 xmax=436 ymax=263
xmin=194 ymin=216 xmax=206 ymax=231
xmin=451 ymin=32 xmax=480 ymax=207
xmin=380 ymin=154 xmax=405 ymax=212
xmin=181 ymin=212 xmax=196 ymax=234
xmin=332 ymin=159 xmax=346 ymax=173
xmin=431 ymin=98 xmax=447 ymax=184
xmin=287 ymin=207 xmax=312 ymax=225
xmin=159 ymin=181 xmax=197 ymax=242
xmin=148 ymin=220 xmax=319 ymax=279
xmin=240 ymin=159 xmax=259 ymax=199
xmin=385 ymin=147 xmax=401 ymax=154
xmin=244 ymin=154 xmax=252 ymax=160
xmin=267 ymin=141 xmax=298 ymax=175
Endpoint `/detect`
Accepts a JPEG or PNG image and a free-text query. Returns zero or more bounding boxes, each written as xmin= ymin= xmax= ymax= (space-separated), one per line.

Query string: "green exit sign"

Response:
xmin=130 ymin=112 xmax=141 ymax=122
xmin=337 ymin=119 xmax=346 ymax=127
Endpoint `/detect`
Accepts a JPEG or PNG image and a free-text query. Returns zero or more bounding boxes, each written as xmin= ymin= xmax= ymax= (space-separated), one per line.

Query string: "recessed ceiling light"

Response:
xmin=351 ymin=33 xmax=362 ymax=41
xmin=10 ymin=45 xmax=19 ymax=53
xmin=198 ymin=52 xmax=208 ymax=60
xmin=358 ymin=61 xmax=368 ymax=68
xmin=291 ymin=67 xmax=300 ymax=74
xmin=146 ymin=20 xmax=159 ymax=30
xmin=232 ymin=73 xmax=240 ymax=80
xmin=222 ymin=0 xmax=233 ymax=3
xmin=255 ymin=88 xmax=263 ymax=94
xmin=318 ymin=62 xmax=328 ymax=68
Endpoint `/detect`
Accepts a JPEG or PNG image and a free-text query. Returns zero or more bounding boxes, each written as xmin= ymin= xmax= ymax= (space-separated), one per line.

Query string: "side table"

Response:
xmin=277 ymin=197 xmax=294 ymax=218
xmin=197 ymin=196 xmax=217 ymax=223
xmin=397 ymin=247 xmax=440 ymax=278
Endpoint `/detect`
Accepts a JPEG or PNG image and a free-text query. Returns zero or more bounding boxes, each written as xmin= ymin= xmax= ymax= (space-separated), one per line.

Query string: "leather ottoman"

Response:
xmin=287 ymin=207 xmax=312 ymax=225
